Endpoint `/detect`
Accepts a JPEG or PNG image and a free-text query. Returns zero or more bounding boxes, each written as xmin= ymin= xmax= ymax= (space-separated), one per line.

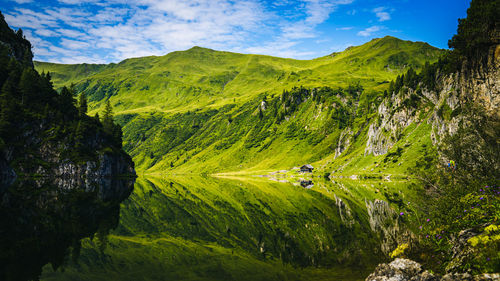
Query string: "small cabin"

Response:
xmin=300 ymin=164 xmax=314 ymax=173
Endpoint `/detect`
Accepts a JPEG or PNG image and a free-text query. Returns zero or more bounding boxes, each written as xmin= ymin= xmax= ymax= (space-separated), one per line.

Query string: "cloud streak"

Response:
xmin=4 ymin=0 xmax=356 ymax=63
xmin=373 ymin=7 xmax=391 ymax=22
xmin=357 ymin=26 xmax=382 ymax=37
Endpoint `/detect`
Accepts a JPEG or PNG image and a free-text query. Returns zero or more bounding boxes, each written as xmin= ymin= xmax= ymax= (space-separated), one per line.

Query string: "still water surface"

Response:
xmin=36 ymin=176 xmax=412 ymax=281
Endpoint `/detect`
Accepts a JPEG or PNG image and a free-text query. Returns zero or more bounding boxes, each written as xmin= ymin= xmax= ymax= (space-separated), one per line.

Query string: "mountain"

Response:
xmin=35 ymin=36 xmax=442 ymax=174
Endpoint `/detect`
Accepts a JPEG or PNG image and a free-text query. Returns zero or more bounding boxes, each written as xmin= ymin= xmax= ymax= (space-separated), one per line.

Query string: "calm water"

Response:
xmin=0 ymin=177 xmax=134 ymax=281
xmin=5 ymin=176 xmax=413 ymax=281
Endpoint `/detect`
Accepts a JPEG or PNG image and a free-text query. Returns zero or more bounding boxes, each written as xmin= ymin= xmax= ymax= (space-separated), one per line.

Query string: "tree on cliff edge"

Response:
xmin=448 ymin=0 xmax=499 ymax=57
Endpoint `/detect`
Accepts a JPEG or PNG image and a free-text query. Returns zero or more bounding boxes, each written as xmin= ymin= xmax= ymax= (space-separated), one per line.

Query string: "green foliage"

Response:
xmin=404 ymin=104 xmax=500 ymax=273
xmin=77 ymin=92 xmax=87 ymax=117
xmin=448 ymin=0 xmax=499 ymax=58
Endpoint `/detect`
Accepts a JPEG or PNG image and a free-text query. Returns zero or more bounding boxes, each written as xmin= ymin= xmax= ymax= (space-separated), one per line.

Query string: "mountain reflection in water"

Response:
xmin=0 ymin=177 xmax=134 ymax=281
xmin=39 ymin=176 xmax=412 ymax=281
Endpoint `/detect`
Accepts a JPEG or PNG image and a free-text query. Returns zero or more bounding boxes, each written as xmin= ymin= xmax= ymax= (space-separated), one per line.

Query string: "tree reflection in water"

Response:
xmin=0 ymin=177 xmax=134 ymax=281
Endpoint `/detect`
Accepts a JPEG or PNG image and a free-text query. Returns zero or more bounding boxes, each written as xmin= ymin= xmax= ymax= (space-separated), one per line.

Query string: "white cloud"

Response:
xmin=357 ymin=26 xmax=382 ymax=37
xmin=10 ymin=0 xmax=33 ymax=4
xmin=336 ymin=26 xmax=353 ymax=31
xmin=34 ymin=28 xmax=58 ymax=37
xmin=60 ymin=38 xmax=90 ymax=49
xmin=373 ymin=7 xmax=391 ymax=22
xmin=5 ymin=0 xmax=357 ymax=62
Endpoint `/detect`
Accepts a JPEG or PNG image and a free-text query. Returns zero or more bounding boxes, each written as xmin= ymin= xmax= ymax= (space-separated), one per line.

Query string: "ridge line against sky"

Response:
xmin=1 ymin=0 xmax=470 ymax=64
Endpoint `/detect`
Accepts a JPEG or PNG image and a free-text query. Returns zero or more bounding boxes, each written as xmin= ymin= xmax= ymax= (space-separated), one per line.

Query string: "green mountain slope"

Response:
xmin=35 ymin=36 xmax=442 ymax=174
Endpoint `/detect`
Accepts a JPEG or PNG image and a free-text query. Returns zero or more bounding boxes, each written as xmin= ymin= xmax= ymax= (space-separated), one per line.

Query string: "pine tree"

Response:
xmin=102 ymin=99 xmax=114 ymax=134
xmin=78 ymin=92 xmax=87 ymax=117
xmin=93 ymin=113 xmax=101 ymax=125
xmin=112 ymin=124 xmax=123 ymax=149
xmin=0 ymin=78 xmax=17 ymax=138
xmin=59 ymin=86 xmax=76 ymax=120
xmin=388 ymin=81 xmax=394 ymax=95
xmin=18 ymin=68 xmax=39 ymax=106
xmin=74 ymin=120 xmax=85 ymax=151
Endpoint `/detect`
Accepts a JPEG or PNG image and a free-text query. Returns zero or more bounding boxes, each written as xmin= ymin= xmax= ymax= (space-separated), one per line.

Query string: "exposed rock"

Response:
xmin=366 ymin=199 xmax=413 ymax=255
xmin=334 ymin=194 xmax=354 ymax=227
xmin=365 ymin=91 xmax=418 ymax=156
xmin=366 ymin=44 xmax=499 ymax=157
xmin=366 ymin=258 xmax=499 ymax=281
xmin=335 ymin=129 xmax=352 ymax=158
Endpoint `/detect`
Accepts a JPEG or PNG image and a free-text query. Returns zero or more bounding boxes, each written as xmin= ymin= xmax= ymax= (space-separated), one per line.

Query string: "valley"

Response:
xmin=1 ymin=0 xmax=498 ymax=280
xmin=35 ymin=37 xmax=442 ymax=175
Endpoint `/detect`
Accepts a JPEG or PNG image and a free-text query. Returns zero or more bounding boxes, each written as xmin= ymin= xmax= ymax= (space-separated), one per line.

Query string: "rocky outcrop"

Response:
xmin=365 ymin=43 xmax=499 ymax=156
xmin=365 ymin=90 xmax=419 ymax=156
xmin=366 ymin=258 xmax=499 ymax=281
xmin=1 ymin=119 xmax=136 ymax=187
xmin=335 ymin=129 xmax=352 ymax=158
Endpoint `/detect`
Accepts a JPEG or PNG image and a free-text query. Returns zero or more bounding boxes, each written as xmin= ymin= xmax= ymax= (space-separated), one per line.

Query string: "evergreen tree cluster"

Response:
xmin=387 ymin=0 xmax=499 ymax=98
xmin=448 ymin=0 xmax=499 ymax=59
xmin=387 ymin=63 xmax=438 ymax=96
xmin=0 ymin=20 xmax=123 ymax=164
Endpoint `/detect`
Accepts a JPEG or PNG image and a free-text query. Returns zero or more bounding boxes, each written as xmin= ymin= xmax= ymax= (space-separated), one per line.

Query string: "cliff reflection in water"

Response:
xmin=0 ymin=177 xmax=135 ymax=281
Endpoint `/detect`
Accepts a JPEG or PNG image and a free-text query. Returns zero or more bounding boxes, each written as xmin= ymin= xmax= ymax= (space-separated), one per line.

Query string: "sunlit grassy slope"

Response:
xmin=35 ymin=36 xmax=442 ymax=174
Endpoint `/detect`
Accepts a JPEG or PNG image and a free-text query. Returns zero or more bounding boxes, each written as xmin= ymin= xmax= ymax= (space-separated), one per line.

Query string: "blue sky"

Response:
xmin=0 ymin=0 xmax=470 ymax=64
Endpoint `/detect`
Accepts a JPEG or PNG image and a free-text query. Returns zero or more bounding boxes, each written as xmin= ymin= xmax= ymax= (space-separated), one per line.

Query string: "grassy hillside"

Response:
xmin=35 ymin=36 xmax=442 ymax=174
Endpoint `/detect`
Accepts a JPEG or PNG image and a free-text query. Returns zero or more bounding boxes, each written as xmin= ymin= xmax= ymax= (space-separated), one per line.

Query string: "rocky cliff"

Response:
xmin=365 ymin=43 xmax=499 ymax=158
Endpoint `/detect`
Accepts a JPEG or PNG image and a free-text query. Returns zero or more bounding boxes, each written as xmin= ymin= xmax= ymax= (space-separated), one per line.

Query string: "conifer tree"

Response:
xmin=74 ymin=120 xmax=85 ymax=151
xmin=78 ymin=92 xmax=87 ymax=117
xmin=0 ymin=78 xmax=17 ymax=138
xmin=112 ymin=124 xmax=123 ymax=149
xmin=388 ymin=81 xmax=394 ymax=94
xmin=18 ymin=68 xmax=38 ymax=106
xmin=102 ymin=99 xmax=114 ymax=134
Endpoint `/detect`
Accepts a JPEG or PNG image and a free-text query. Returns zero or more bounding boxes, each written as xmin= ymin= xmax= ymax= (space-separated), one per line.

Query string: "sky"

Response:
xmin=0 ymin=0 xmax=470 ymax=64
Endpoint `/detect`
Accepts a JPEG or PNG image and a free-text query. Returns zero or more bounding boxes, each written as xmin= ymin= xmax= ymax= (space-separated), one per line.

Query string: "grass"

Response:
xmin=35 ymin=36 xmax=442 ymax=175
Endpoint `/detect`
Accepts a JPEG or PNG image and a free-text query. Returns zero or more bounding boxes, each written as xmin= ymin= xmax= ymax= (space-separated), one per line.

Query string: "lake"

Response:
xmin=38 ymin=175 xmax=417 ymax=281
